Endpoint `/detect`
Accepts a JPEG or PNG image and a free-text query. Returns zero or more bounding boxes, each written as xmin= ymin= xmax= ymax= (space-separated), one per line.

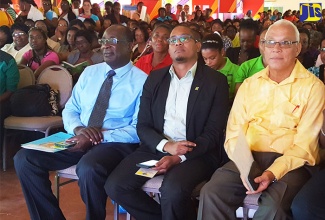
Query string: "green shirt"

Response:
xmin=0 ymin=51 xmax=19 ymax=95
xmin=234 ymin=55 xmax=265 ymax=83
xmin=219 ymin=57 xmax=239 ymax=101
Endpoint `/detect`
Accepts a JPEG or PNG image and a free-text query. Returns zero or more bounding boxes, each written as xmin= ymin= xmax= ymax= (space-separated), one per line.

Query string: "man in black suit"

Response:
xmin=105 ymin=25 xmax=229 ymax=220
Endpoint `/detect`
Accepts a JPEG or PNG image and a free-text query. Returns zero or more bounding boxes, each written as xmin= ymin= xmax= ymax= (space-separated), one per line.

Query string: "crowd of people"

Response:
xmin=1 ymin=1 xmax=325 ymax=220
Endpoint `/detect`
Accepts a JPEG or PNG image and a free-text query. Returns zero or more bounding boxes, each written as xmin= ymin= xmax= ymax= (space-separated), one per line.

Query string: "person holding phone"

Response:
xmin=106 ymin=25 xmax=229 ymax=220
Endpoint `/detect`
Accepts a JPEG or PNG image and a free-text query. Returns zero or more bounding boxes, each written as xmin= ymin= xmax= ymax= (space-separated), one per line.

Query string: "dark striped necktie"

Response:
xmin=88 ymin=70 xmax=116 ymax=128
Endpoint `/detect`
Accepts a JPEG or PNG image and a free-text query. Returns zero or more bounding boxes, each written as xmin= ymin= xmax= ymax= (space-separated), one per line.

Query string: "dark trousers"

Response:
xmin=105 ymin=150 xmax=215 ymax=220
xmin=14 ymin=142 xmax=138 ymax=220
xmin=292 ymin=169 xmax=325 ymax=220
xmin=198 ymin=152 xmax=311 ymax=220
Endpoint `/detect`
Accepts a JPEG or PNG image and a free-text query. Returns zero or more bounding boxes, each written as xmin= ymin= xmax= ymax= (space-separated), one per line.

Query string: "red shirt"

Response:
xmin=135 ymin=52 xmax=173 ymax=75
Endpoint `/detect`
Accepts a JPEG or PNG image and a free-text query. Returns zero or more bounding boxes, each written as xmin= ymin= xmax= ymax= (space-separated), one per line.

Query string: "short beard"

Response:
xmin=175 ymin=56 xmax=186 ymax=62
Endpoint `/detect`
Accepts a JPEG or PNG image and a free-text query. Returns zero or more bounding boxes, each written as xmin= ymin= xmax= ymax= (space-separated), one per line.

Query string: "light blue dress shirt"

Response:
xmin=62 ymin=61 xmax=147 ymax=143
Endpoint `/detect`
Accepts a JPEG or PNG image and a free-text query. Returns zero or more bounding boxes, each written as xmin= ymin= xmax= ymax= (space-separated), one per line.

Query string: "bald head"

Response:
xmin=265 ymin=19 xmax=299 ymax=42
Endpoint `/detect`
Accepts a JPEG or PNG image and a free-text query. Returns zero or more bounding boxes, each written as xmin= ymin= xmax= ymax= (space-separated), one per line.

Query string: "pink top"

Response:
xmin=22 ymin=50 xmax=60 ymax=71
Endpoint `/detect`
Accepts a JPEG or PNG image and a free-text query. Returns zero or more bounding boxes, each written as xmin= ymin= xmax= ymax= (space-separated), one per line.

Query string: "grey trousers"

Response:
xmin=197 ymin=152 xmax=311 ymax=220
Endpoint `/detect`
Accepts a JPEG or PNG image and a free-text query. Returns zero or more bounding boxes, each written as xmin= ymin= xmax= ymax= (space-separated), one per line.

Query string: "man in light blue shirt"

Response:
xmin=14 ymin=25 xmax=147 ymax=220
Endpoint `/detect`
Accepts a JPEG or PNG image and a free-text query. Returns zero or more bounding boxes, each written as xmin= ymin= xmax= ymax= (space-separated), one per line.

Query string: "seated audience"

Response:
xmin=1 ymin=0 xmax=16 ymax=21
xmin=0 ymin=51 xmax=19 ymax=157
xmin=127 ymin=19 xmax=138 ymax=31
xmin=35 ymin=19 xmax=60 ymax=52
xmin=201 ymin=33 xmax=239 ymax=102
xmin=58 ymin=0 xmax=77 ymax=24
xmin=51 ymin=18 xmax=68 ymax=45
xmin=78 ymin=0 xmax=101 ymax=32
xmin=42 ymin=0 xmax=58 ymax=37
xmin=71 ymin=0 xmax=82 ymax=16
xmin=211 ymin=19 xmax=233 ymax=52
xmin=1 ymin=23 xmax=31 ymax=63
xmin=156 ymin=7 xmax=172 ymax=22
xmin=16 ymin=0 xmax=43 ymax=23
xmin=131 ymin=26 xmax=151 ymax=62
xmin=234 ymin=28 xmax=268 ymax=92
xmin=131 ymin=2 xmax=150 ymax=24
xmin=103 ymin=1 xmax=112 ymax=17
xmin=226 ymin=19 xmax=260 ymax=65
xmin=108 ymin=2 xmax=129 ymax=25
xmin=99 ymin=17 xmax=111 ymax=38
xmin=135 ymin=24 xmax=172 ymax=74
xmin=106 ymin=25 xmax=229 ymax=220
xmin=69 ymin=19 xmax=86 ymax=30
xmin=67 ymin=30 xmax=103 ymax=80
xmin=298 ymin=28 xmax=318 ymax=69
xmin=14 ymin=24 xmax=147 ymax=220
xmin=192 ymin=9 xmax=205 ymax=22
xmin=225 ymin=25 xmax=239 ymax=47
xmin=164 ymin=3 xmax=177 ymax=20
xmin=92 ymin=3 xmax=104 ymax=25
xmin=20 ymin=27 xmax=59 ymax=78
xmin=308 ymin=37 xmax=325 ymax=82
xmin=0 ymin=26 xmax=13 ymax=49
xmin=57 ymin=26 xmax=78 ymax=61
xmin=24 ymin=19 xmax=35 ymax=28
xmin=291 ymin=109 xmax=325 ymax=220
xmin=83 ymin=18 xmax=97 ymax=31
xmin=197 ymin=19 xmax=325 ymax=220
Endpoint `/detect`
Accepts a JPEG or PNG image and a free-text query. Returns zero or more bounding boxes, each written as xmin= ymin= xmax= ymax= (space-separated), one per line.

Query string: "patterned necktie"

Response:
xmin=88 ymin=70 xmax=116 ymax=128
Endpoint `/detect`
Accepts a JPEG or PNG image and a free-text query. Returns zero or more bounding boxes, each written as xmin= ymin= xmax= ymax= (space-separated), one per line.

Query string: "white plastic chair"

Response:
xmin=2 ymin=65 xmax=73 ymax=171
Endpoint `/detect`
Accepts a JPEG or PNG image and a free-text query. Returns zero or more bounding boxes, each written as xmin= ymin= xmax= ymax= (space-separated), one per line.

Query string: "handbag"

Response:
xmin=10 ymin=84 xmax=59 ymax=117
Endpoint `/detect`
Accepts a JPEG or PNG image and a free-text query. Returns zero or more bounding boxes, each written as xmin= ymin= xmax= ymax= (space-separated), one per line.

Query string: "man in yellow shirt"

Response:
xmin=198 ymin=19 xmax=325 ymax=220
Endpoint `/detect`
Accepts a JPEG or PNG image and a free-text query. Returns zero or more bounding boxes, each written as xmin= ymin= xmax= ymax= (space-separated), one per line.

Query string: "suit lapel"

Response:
xmin=156 ymin=70 xmax=171 ymax=131
xmin=186 ymin=62 xmax=205 ymax=130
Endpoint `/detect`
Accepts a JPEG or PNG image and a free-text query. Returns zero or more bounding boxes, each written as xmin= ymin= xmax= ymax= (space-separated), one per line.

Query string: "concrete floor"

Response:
xmin=0 ymin=164 xmax=128 ymax=220
xmin=0 ymin=132 xmax=128 ymax=220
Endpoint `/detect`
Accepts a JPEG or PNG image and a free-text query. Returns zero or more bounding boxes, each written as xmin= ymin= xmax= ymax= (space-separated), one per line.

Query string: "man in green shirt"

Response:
xmin=201 ymin=33 xmax=239 ymax=103
xmin=0 ymin=50 xmax=19 ymax=151
xmin=234 ymin=28 xmax=268 ymax=93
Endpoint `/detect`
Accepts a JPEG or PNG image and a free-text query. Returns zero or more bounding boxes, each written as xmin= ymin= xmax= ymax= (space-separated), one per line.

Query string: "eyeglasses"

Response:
xmin=320 ymin=48 xmax=325 ymax=52
xmin=264 ymin=40 xmax=298 ymax=48
xmin=167 ymin=35 xmax=198 ymax=45
xmin=98 ymin=38 xmax=128 ymax=45
xmin=58 ymin=24 xmax=67 ymax=27
xmin=151 ymin=33 xmax=169 ymax=42
xmin=12 ymin=32 xmax=26 ymax=37
xmin=29 ymin=35 xmax=44 ymax=41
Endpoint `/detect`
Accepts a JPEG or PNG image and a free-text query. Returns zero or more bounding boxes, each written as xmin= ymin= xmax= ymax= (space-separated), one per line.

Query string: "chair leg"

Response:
xmin=243 ymin=207 xmax=249 ymax=220
xmin=113 ymin=202 xmax=119 ymax=220
xmin=126 ymin=212 xmax=131 ymax=220
xmin=2 ymin=129 xmax=7 ymax=171
xmin=55 ymin=173 xmax=60 ymax=201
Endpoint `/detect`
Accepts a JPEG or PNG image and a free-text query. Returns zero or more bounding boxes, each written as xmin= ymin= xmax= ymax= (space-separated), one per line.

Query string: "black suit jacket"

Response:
xmin=136 ymin=61 xmax=229 ymax=168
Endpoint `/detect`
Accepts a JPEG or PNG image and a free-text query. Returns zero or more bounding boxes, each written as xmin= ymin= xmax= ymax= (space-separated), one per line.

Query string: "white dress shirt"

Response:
xmin=156 ymin=62 xmax=198 ymax=162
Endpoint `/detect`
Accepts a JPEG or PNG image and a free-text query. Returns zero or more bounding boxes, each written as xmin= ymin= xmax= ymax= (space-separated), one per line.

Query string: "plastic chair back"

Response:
xmin=17 ymin=64 xmax=35 ymax=89
xmin=37 ymin=65 xmax=73 ymax=109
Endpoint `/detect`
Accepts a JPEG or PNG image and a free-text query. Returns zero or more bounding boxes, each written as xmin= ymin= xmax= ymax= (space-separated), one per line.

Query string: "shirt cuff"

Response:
xmin=156 ymin=139 xmax=169 ymax=153
xmin=178 ymin=155 xmax=187 ymax=163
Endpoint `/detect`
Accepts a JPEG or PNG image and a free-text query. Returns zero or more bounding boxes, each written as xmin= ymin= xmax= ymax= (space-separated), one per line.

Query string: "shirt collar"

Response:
xmin=258 ymin=59 xmax=310 ymax=82
xmin=221 ymin=57 xmax=235 ymax=72
xmin=169 ymin=61 xmax=197 ymax=80
xmin=105 ymin=61 xmax=133 ymax=78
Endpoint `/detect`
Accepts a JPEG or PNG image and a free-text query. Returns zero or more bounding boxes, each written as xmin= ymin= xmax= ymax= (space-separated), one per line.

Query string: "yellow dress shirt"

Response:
xmin=225 ymin=60 xmax=325 ymax=180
